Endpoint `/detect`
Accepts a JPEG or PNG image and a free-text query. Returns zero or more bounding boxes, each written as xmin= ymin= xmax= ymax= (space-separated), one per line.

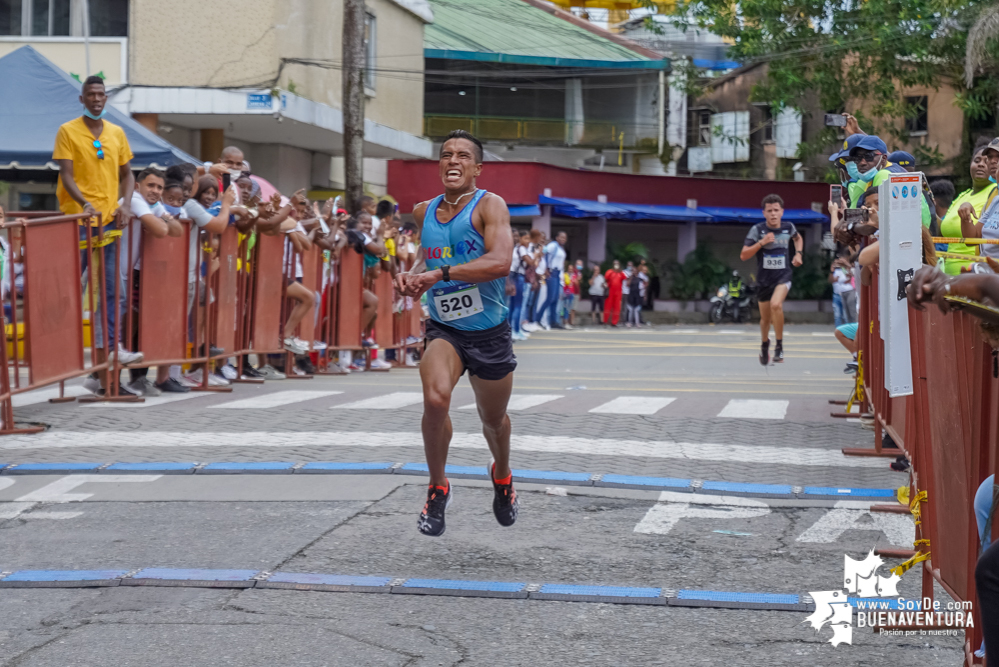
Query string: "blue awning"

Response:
xmin=699 ymin=207 xmax=829 ymax=224
xmin=539 ymin=196 xmax=828 ymax=224
xmin=508 ymin=204 xmax=541 ymax=217
xmin=0 ymin=46 xmax=198 ymax=169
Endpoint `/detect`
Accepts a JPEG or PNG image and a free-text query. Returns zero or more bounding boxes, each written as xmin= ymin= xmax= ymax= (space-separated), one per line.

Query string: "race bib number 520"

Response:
xmin=763 ymin=254 xmax=786 ymax=270
xmin=433 ymin=282 xmax=484 ymax=322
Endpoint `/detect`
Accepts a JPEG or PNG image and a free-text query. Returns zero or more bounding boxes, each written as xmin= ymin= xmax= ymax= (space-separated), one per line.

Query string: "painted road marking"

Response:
xmin=0 ymin=431 xmax=887 ymax=469
xmin=811 ymin=332 xmax=836 ymax=337
xmin=796 ymin=500 xmax=914 ymax=546
xmin=210 ymin=390 xmax=343 ymax=410
xmin=11 ymin=385 xmax=90 ymax=408
xmin=84 ymin=393 xmax=210 ymax=408
xmin=718 ymin=399 xmax=789 ymax=420
xmin=0 ymin=502 xmax=82 ymax=520
xmin=635 ymin=494 xmax=770 ymax=535
xmin=15 ymin=475 xmax=162 ymax=503
xmin=332 ymin=392 xmax=424 ymax=410
xmin=460 ymin=395 xmax=563 ymax=411
xmin=589 ymin=396 xmax=676 ymax=415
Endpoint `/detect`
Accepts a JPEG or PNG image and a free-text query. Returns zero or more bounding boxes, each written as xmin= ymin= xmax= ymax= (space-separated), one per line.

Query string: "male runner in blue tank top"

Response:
xmin=396 ymin=130 xmax=518 ymax=537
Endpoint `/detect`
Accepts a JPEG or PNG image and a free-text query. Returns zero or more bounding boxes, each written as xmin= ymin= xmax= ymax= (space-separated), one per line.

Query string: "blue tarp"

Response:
xmin=0 ymin=45 xmax=198 ymax=169
xmin=538 ymin=196 xmax=828 ymax=224
xmin=508 ymin=204 xmax=541 ymax=217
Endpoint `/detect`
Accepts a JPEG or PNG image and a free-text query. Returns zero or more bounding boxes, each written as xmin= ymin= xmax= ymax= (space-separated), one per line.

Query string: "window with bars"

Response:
xmin=0 ymin=0 xmax=126 ymax=37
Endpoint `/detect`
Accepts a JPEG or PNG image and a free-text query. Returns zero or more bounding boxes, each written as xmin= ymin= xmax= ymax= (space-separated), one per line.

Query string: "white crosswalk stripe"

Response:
xmin=11 ymin=385 xmax=91 ymax=407
xmin=84 ymin=392 xmax=211 ymax=408
xmin=332 ymin=392 xmax=424 ymax=410
xmin=589 ymin=396 xmax=675 ymax=415
xmin=0 ymin=430 xmax=888 ymax=468
xmin=459 ymin=394 xmax=563 ymax=411
xmin=717 ymin=399 xmax=788 ymax=420
xmin=210 ymin=390 xmax=343 ymax=409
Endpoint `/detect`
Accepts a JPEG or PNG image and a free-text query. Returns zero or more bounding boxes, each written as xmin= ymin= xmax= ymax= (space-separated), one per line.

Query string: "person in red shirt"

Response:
xmin=603 ymin=260 xmax=626 ymax=326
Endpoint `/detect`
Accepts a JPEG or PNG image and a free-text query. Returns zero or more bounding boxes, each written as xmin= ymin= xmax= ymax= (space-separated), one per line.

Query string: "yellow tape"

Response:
xmin=891 ymin=551 xmax=931 ymax=577
xmin=78 ymin=229 xmax=122 ymax=250
xmin=935 ymin=251 xmax=980 ymax=261
xmin=896 ymin=485 xmax=910 ymax=506
xmin=932 ymin=237 xmax=999 ymax=245
xmin=914 ymin=539 xmax=930 ymax=548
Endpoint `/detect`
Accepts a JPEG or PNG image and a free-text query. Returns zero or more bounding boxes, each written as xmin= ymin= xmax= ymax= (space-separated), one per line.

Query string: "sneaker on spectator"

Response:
xmin=362 ymin=337 xmax=379 ymax=349
xmin=296 ymin=356 xmax=316 ymax=375
xmin=312 ymin=340 xmax=328 ymax=351
xmin=210 ymin=371 xmax=230 ymax=386
xmin=155 ymin=377 xmax=190 ymax=393
xmin=370 ymin=358 xmax=391 ymax=370
xmin=405 ymin=352 xmax=417 ymax=367
xmin=405 ymin=335 xmax=420 ymax=345
xmin=283 ymin=337 xmax=308 ymax=355
xmin=241 ymin=363 xmax=264 ymax=379
xmin=176 ymin=374 xmax=199 ymax=388
xmin=219 ymin=364 xmax=238 ymax=381
xmin=125 ymin=377 xmax=161 ymax=397
xmin=541 ymin=323 xmax=551 ymax=331
xmin=522 ymin=322 xmax=539 ymax=333
xmin=116 ymin=345 xmax=144 ymax=366
xmin=83 ymin=374 xmax=101 ymax=395
xmin=257 ymin=365 xmax=287 ymax=380
xmin=512 ymin=332 xmax=528 ymax=342
xmin=348 ymin=362 xmax=366 ymax=372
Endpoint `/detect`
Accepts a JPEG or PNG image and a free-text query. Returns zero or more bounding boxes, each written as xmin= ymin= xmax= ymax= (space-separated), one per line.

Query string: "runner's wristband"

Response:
xmin=442 ymin=264 xmax=451 ymax=282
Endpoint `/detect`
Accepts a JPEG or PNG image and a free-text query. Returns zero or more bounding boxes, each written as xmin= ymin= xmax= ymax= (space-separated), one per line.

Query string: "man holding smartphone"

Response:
xmin=741 ymin=194 xmax=803 ymax=365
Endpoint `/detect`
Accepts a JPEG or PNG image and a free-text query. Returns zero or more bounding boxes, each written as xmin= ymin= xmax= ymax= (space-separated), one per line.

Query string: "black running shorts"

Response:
xmin=425 ymin=319 xmax=517 ymax=381
xmin=757 ymin=281 xmax=792 ymax=303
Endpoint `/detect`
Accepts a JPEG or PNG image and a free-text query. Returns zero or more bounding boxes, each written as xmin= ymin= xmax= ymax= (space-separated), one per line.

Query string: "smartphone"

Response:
xmin=830 ymin=185 xmax=843 ymax=208
xmin=333 ymin=195 xmax=343 ymax=212
xmin=222 ymin=172 xmax=231 ymax=193
xmin=843 ymin=208 xmax=870 ymax=224
xmin=824 ymin=114 xmax=847 ymax=128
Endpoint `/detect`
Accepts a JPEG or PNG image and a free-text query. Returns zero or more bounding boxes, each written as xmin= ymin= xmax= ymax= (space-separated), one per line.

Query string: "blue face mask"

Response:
xmin=990 ymin=176 xmax=996 ymax=184
xmin=845 ymin=161 xmax=861 ymax=180
xmin=162 ymin=203 xmax=182 ymax=216
xmin=847 ymin=158 xmax=879 ymax=182
xmin=83 ymin=107 xmax=107 ymax=120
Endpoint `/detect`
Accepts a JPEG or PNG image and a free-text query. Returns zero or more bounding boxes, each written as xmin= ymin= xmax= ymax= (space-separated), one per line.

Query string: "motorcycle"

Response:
xmin=709 ymin=280 xmax=755 ymax=323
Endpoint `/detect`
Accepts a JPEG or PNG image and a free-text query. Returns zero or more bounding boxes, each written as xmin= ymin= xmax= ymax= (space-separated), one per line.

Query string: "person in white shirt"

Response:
xmin=588 ymin=262 xmax=606 ymax=325
xmin=110 ymin=168 xmax=183 ymax=397
xmin=829 ymin=247 xmax=857 ymax=327
xmin=508 ymin=231 xmax=534 ymax=340
xmin=532 ymin=231 xmax=567 ymax=329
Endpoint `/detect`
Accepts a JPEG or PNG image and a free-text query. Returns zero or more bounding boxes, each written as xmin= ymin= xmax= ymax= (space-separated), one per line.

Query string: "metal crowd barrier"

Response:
xmin=0 ymin=213 xmax=425 ymax=424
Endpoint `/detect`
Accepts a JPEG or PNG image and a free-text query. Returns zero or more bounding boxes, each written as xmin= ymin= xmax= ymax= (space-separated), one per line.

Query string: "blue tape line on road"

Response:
xmin=130 ymin=568 xmax=259 ymax=582
xmin=677 ymin=590 xmax=799 ymax=605
xmin=6 ymin=462 xmax=103 ymax=472
xmin=802 ymin=487 xmax=895 ymax=498
xmin=512 ymin=469 xmax=592 ymax=483
xmin=300 ymin=462 xmax=395 ymax=472
xmin=399 ymin=463 xmax=487 ymax=476
xmin=599 ymin=474 xmax=691 ymax=489
xmin=3 ymin=569 xmax=130 ymax=582
xmin=268 ymin=572 xmax=392 ymax=587
xmin=200 ymin=462 xmax=296 ymax=472
xmin=702 ymin=481 xmax=794 ymax=495
xmin=401 ymin=579 xmax=526 ymax=592
xmin=538 ymin=584 xmax=661 ymax=598
xmin=104 ymin=462 xmax=197 ymax=472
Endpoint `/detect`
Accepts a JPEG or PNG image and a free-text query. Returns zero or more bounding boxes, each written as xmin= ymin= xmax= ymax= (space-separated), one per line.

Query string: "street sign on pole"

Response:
xmin=878 ymin=172 xmax=922 ymax=397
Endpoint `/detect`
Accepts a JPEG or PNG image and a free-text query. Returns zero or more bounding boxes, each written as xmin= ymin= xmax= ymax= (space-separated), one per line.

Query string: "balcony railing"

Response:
xmin=424 ymin=114 xmax=658 ymax=151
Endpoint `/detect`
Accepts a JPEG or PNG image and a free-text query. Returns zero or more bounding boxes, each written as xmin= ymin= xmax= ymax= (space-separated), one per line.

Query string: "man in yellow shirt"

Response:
xmin=53 ymin=75 xmax=140 ymax=393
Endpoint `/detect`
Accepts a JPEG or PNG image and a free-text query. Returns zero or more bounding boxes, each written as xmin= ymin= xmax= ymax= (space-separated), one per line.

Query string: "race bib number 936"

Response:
xmin=763 ymin=254 xmax=786 ymax=270
xmin=433 ymin=282 xmax=484 ymax=322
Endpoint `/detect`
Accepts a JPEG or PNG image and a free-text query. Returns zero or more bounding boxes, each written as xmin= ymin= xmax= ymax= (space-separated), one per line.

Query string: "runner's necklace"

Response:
xmin=443 ymin=189 xmax=477 ymax=206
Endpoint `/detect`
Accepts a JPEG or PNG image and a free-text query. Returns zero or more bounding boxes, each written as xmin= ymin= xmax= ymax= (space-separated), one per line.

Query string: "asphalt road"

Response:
xmin=0 ymin=325 xmax=965 ymax=666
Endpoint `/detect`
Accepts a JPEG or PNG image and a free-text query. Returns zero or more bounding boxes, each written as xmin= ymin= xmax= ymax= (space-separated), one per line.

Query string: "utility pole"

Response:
xmin=342 ymin=0 xmax=366 ymax=213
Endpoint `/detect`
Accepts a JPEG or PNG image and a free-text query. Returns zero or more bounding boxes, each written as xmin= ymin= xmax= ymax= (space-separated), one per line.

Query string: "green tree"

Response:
xmin=663 ymin=242 xmax=730 ymax=300
xmin=641 ymin=0 xmax=999 ymax=163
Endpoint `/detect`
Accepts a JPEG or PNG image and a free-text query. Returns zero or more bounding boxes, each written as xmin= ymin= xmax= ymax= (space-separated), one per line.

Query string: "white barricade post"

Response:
xmin=878 ymin=172 xmax=922 ymax=397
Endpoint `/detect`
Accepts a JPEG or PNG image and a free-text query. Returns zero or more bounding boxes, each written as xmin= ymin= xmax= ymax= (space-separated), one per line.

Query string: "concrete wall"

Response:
xmin=128 ymin=0 xmax=424 ymax=136
xmin=0 ymin=37 xmax=126 ymax=84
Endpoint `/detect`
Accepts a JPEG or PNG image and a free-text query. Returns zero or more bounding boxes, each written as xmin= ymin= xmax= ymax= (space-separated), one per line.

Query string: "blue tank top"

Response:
xmin=422 ymin=189 xmax=508 ymax=331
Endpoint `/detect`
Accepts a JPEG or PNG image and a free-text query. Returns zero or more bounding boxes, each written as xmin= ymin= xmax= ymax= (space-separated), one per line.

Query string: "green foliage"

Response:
xmin=657 ymin=0 xmax=999 ymax=161
xmin=789 ymin=247 xmax=832 ymax=300
xmin=602 ymin=242 xmax=657 ymax=275
xmin=662 ymin=242 xmax=730 ymax=300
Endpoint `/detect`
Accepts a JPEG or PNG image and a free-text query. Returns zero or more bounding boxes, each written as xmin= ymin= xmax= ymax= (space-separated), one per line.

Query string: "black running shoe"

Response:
xmin=418 ymin=483 xmax=452 ymax=537
xmin=759 ymin=340 xmax=770 ymax=366
xmin=773 ymin=342 xmax=784 ymax=363
xmin=489 ymin=460 xmax=518 ymax=527
xmin=241 ymin=364 xmax=264 ymax=379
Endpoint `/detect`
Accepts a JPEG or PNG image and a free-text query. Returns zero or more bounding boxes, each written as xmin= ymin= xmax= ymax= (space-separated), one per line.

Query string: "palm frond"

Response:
xmin=966 ymin=5 xmax=999 ymax=88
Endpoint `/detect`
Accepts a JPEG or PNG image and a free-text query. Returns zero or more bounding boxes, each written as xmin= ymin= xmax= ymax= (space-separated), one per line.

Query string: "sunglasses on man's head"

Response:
xmin=92 ymin=139 xmax=104 ymax=160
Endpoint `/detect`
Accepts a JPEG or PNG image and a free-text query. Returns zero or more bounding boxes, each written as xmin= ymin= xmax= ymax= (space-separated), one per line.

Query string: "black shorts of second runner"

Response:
xmin=757 ymin=281 xmax=792 ymax=303
xmin=425 ymin=319 xmax=517 ymax=381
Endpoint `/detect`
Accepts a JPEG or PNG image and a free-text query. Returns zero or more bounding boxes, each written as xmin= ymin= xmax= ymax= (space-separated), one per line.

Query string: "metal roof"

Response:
xmin=425 ymin=0 xmax=666 ymax=69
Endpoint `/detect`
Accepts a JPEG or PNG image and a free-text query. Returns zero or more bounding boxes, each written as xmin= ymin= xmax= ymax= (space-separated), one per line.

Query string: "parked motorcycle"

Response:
xmin=709 ymin=272 xmax=755 ymax=323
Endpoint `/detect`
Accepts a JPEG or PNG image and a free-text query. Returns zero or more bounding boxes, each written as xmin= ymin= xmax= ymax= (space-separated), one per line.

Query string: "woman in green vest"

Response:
xmin=941 ymin=145 xmax=998 ymax=274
